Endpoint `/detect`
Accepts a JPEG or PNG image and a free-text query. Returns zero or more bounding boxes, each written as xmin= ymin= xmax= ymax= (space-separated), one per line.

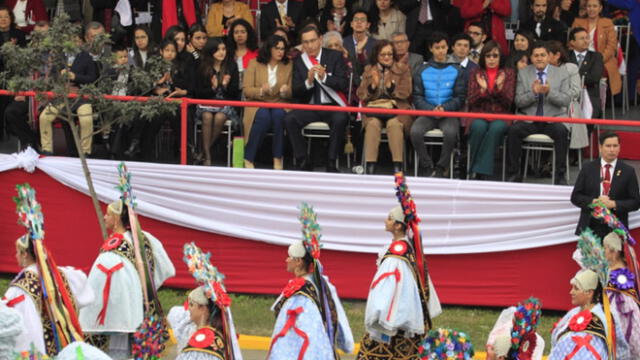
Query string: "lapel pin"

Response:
xmin=616 ymin=170 xmax=621 ymax=176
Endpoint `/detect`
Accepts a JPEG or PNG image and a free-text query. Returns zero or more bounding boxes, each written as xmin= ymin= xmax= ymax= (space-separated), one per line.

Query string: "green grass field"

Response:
xmin=1 ymin=273 xmax=563 ymax=354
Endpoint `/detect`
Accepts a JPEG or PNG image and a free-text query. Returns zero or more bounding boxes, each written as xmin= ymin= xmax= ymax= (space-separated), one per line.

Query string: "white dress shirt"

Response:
xmin=268 ymin=64 xmax=278 ymax=88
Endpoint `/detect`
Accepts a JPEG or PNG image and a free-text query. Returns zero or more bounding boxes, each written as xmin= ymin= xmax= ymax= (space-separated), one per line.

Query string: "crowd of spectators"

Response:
xmin=0 ymin=0 xmax=636 ymax=183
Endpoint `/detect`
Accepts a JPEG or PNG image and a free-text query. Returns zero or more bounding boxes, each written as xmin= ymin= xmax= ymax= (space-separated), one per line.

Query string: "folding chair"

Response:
xmin=413 ymin=129 xmax=456 ymax=178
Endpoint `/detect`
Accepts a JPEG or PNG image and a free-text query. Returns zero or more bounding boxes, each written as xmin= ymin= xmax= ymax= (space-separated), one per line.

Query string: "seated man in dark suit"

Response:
xmin=507 ymin=41 xmax=571 ymax=184
xmin=520 ymin=0 xmax=567 ymax=43
xmin=284 ymin=26 xmax=349 ymax=172
xmin=567 ymin=26 xmax=604 ymax=119
xmin=259 ymin=0 xmax=304 ymax=42
xmin=571 ymin=131 xmax=640 ymax=238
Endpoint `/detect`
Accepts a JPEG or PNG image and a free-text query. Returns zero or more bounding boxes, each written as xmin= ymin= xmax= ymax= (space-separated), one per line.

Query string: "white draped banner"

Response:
xmin=2 ymin=150 xmax=636 ymax=254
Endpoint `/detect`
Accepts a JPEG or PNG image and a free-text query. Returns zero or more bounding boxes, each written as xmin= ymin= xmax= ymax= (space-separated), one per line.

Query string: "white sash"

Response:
xmin=301 ymin=52 xmax=346 ymax=107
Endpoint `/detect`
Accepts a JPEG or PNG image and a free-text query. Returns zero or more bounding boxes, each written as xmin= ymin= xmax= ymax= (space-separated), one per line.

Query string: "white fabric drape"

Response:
xmin=1 ymin=151 xmax=637 ymax=254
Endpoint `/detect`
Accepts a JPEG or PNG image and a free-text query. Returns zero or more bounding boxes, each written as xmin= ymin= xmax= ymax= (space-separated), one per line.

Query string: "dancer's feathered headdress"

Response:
xmin=14 ymin=184 xmax=84 ymax=352
xmin=299 ymin=202 xmax=322 ymax=260
xmin=394 ymin=172 xmax=425 ymax=289
xmin=510 ymin=297 xmax=542 ymax=360
xmin=296 ymin=203 xmax=336 ymax=347
xmin=183 ymin=242 xmax=231 ymax=309
xmin=183 ymin=242 xmax=234 ymax=359
xmin=578 ymin=229 xmax=609 ymax=286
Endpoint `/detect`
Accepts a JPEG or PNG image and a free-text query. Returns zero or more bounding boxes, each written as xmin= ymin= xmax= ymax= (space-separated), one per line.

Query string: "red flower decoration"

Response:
xmin=189 ymin=327 xmax=216 ymax=348
xmin=390 ymin=240 xmax=408 ymax=255
xmin=101 ymin=233 xmax=124 ymax=251
xmin=518 ymin=332 xmax=537 ymax=360
xmin=213 ymin=282 xmax=231 ymax=308
xmin=569 ymin=310 xmax=592 ymax=332
xmin=283 ymin=277 xmax=306 ymax=298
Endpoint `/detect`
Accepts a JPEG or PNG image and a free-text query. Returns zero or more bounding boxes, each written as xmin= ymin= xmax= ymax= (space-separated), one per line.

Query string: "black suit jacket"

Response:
xmin=259 ymin=0 xmax=304 ymax=41
xmin=0 ymin=28 xmax=27 ymax=48
xmin=292 ymin=48 xmax=348 ymax=104
xmin=521 ymin=17 xmax=567 ymax=43
xmin=568 ymin=50 xmax=604 ymax=118
xmin=399 ymin=0 xmax=462 ymax=38
xmin=571 ymin=158 xmax=640 ymax=235
xmin=71 ymin=51 xmax=100 ymax=86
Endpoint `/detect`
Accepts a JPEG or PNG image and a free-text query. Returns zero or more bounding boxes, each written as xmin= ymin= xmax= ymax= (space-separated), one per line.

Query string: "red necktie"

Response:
xmin=309 ymin=56 xmax=319 ymax=65
xmin=602 ymin=164 xmax=612 ymax=196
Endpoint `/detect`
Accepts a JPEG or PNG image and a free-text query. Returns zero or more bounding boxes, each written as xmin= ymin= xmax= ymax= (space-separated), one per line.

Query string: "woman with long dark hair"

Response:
xmin=129 ymin=25 xmax=156 ymax=69
xmin=512 ymin=29 xmax=534 ymax=53
xmin=242 ymin=34 xmax=292 ymax=170
xmin=319 ymin=0 xmax=353 ymax=35
xmin=194 ymin=37 xmax=240 ymax=166
xmin=164 ymin=25 xmax=188 ymax=65
xmin=369 ymin=0 xmax=405 ymax=40
xmin=226 ymin=18 xmax=259 ymax=74
xmin=186 ymin=23 xmax=208 ymax=61
xmin=467 ymin=40 xmax=515 ymax=180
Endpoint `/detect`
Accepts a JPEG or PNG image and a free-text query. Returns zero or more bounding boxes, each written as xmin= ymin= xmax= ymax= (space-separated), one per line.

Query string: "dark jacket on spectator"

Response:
xmin=343 ymin=35 xmax=377 ymax=63
xmin=467 ymin=67 xmax=516 ymax=122
xmin=260 ymin=0 xmax=304 ymax=41
xmin=568 ymin=50 xmax=603 ymax=118
xmin=413 ymin=60 xmax=466 ymax=111
xmin=71 ymin=51 xmax=100 ymax=85
xmin=0 ymin=28 xmax=27 ymax=47
xmin=194 ymin=60 xmax=241 ymax=101
xmin=520 ymin=16 xmax=567 ymax=43
xmin=343 ymin=35 xmax=376 ymax=88
xmin=398 ymin=0 xmax=462 ymax=38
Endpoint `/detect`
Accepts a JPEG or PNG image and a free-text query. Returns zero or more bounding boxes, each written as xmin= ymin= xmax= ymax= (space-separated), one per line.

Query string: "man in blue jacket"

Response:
xmin=410 ymin=32 xmax=466 ymax=177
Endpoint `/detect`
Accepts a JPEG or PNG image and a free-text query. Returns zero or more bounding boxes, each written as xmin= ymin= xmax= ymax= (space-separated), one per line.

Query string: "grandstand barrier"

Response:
xmin=1 ymin=89 xmax=639 ymax=165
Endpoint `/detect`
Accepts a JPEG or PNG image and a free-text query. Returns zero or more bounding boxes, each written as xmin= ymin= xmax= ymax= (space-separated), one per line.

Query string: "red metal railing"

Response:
xmin=2 ymin=89 xmax=639 ymax=165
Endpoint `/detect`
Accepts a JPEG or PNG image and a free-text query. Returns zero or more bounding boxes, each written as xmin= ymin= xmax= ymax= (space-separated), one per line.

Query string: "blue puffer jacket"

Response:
xmin=413 ymin=61 xmax=467 ymax=112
